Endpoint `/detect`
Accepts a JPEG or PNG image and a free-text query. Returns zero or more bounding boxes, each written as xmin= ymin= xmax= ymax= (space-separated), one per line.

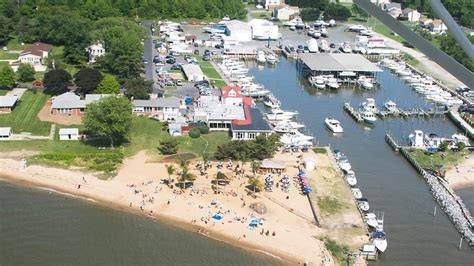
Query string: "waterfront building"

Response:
xmin=223 ymin=20 xmax=252 ymax=42
xmin=132 ymin=97 xmax=182 ymax=121
xmin=231 ymin=107 xmax=273 ymax=140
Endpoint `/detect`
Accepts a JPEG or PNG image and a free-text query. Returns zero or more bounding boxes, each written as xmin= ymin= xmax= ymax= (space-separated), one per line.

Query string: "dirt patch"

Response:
xmin=37 ymin=101 xmax=82 ymax=125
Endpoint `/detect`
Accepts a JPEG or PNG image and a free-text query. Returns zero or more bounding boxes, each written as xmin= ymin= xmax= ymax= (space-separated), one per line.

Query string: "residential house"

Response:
xmin=0 ymin=127 xmax=12 ymax=140
xmin=86 ymin=42 xmax=105 ymax=63
xmin=259 ymin=0 xmax=283 ymax=10
xmin=50 ymin=92 xmax=110 ymax=116
xmin=132 ymin=97 xmax=182 ymax=121
xmin=273 ymin=5 xmax=300 ymax=21
xmin=419 ymin=16 xmax=433 ymax=28
xmin=231 ymin=107 xmax=272 ymax=140
xmin=59 ymin=128 xmax=79 ymax=140
xmin=400 ymin=8 xmax=421 ymax=22
xmin=384 ymin=3 xmax=402 ymax=18
xmin=18 ymin=42 xmax=52 ymax=71
xmin=0 ymin=96 xmax=19 ymax=113
xmin=429 ymin=19 xmax=447 ymax=34
xmin=181 ymin=64 xmax=205 ymax=82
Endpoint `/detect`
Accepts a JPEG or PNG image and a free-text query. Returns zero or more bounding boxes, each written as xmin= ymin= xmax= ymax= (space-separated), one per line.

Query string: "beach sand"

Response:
xmin=0 ymin=150 xmax=369 ymax=265
xmin=445 ymin=155 xmax=474 ymax=189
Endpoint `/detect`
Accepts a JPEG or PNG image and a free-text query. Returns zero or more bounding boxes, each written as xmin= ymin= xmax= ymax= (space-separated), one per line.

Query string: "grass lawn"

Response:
xmin=51 ymin=46 xmax=80 ymax=76
xmin=0 ymin=90 xmax=51 ymax=135
xmin=317 ymin=196 xmax=347 ymax=216
xmin=6 ymin=36 xmax=27 ymax=51
xmin=0 ymin=51 xmax=20 ymax=60
xmin=0 ymin=89 xmax=7 ymax=96
xmin=408 ymin=149 xmax=467 ymax=170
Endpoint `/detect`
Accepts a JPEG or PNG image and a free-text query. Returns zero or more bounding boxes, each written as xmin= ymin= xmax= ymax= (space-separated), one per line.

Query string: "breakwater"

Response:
xmin=385 ymin=133 xmax=474 ymax=246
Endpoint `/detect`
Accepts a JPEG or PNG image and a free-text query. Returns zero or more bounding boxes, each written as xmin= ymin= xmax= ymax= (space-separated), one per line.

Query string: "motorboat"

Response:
xmin=307 ymin=39 xmax=319 ymax=53
xmin=263 ymin=95 xmax=281 ymax=108
xmin=338 ymin=160 xmax=352 ymax=173
xmin=283 ymin=17 xmax=302 ymax=27
xmin=266 ymin=108 xmax=298 ymax=121
xmin=280 ymin=131 xmax=313 ymax=146
xmin=345 ymin=170 xmax=357 ymax=186
xmin=273 ymin=121 xmax=305 ymax=133
xmin=360 ymin=28 xmax=375 ymax=37
xmin=266 ymin=53 xmax=277 ymax=64
xmin=271 ymin=108 xmax=298 ymax=117
xmin=384 ymin=100 xmax=399 ymax=113
xmin=314 ymin=20 xmax=329 ymax=27
xmin=320 ymin=27 xmax=328 ymax=37
xmin=361 ymin=98 xmax=377 ymax=113
xmin=351 ymin=188 xmax=363 ymax=199
xmin=319 ymin=39 xmax=329 ymax=52
xmin=357 ymin=198 xmax=370 ymax=212
xmin=326 ymin=77 xmax=339 ymax=89
xmin=362 ymin=111 xmax=377 ymax=124
xmin=309 ymin=76 xmax=326 ymax=88
xmin=340 ymin=42 xmax=352 ymax=53
xmin=256 ymin=51 xmax=266 ymax=64
xmin=357 ymin=76 xmax=374 ymax=90
xmin=365 ymin=213 xmax=378 ymax=228
xmin=371 ymin=229 xmax=388 ymax=253
xmin=325 ymin=117 xmax=343 ymax=133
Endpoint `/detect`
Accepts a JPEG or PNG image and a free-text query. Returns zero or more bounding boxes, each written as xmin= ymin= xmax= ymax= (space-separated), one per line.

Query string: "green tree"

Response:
xmin=351 ymin=4 xmax=367 ymax=20
xmin=324 ymin=3 xmax=351 ymax=21
xmin=123 ymin=77 xmax=152 ymax=99
xmin=248 ymin=177 xmax=263 ymax=194
xmin=158 ymin=138 xmax=179 ymax=155
xmin=438 ymin=141 xmax=449 ymax=152
xmin=165 ymin=164 xmax=176 ymax=184
xmin=43 ymin=69 xmax=71 ymax=95
xmin=189 ymin=128 xmax=201 ymax=138
xmin=75 ymin=68 xmax=103 ymax=95
xmin=83 ymin=96 xmax=132 ymax=148
xmin=300 ymin=8 xmax=321 ymax=21
xmin=16 ymin=63 xmax=36 ymax=82
xmin=96 ymin=75 xmax=120 ymax=94
xmin=0 ymin=15 xmax=12 ymax=45
xmin=0 ymin=64 xmax=16 ymax=89
xmin=250 ymin=161 xmax=261 ymax=177
xmin=456 ymin=142 xmax=466 ymax=151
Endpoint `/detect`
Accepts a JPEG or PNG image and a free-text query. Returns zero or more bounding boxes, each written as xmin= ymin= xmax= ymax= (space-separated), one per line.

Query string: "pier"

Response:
xmin=343 ymin=102 xmax=363 ymax=123
xmin=385 ymin=133 xmax=474 ymax=246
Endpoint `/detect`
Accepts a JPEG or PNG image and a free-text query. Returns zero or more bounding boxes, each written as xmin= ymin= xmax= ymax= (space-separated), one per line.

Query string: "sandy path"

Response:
xmin=444 ymin=155 xmax=474 ymax=189
xmin=0 ymin=151 xmax=344 ymax=265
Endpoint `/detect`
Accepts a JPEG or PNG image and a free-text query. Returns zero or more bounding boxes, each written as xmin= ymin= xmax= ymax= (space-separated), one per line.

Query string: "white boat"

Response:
xmin=325 ymin=117 xmax=343 ymax=133
xmin=263 ymin=95 xmax=280 ymax=108
xmin=351 ymin=188 xmax=363 ymax=199
xmin=384 ymin=100 xmax=399 ymax=113
xmin=273 ymin=121 xmax=305 ymax=133
xmin=340 ymin=42 xmax=352 ymax=53
xmin=320 ymin=27 xmax=328 ymax=37
xmin=289 ymin=26 xmax=296 ymax=31
xmin=348 ymin=24 xmax=365 ymax=32
xmin=338 ymin=161 xmax=352 ymax=172
xmin=357 ymin=199 xmax=370 ymax=212
xmin=357 ymin=76 xmax=374 ymax=90
xmin=309 ymin=76 xmax=326 ymax=88
xmin=365 ymin=213 xmax=378 ymax=228
xmin=256 ymin=51 xmax=266 ymax=64
xmin=307 ymin=39 xmax=319 ymax=53
xmin=371 ymin=229 xmax=387 ymax=253
xmin=266 ymin=53 xmax=277 ymax=64
xmin=345 ymin=170 xmax=357 ymax=186
xmin=361 ymin=98 xmax=377 ymax=112
xmin=266 ymin=108 xmax=298 ymax=121
xmin=362 ymin=111 xmax=377 ymax=124
xmin=319 ymin=39 xmax=329 ymax=52
xmin=280 ymin=131 xmax=314 ymax=146
xmin=311 ymin=30 xmax=321 ymax=39
xmin=326 ymin=77 xmax=339 ymax=89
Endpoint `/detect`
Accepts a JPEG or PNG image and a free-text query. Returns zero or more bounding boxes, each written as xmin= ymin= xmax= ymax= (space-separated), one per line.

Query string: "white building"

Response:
xmin=18 ymin=42 xmax=52 ymax=71
xmin=384 ymin=3 xmax=402 ymax=18
xmin=262 ymin=0 xmax=282 ymax=10
xmin=86 ymin=42 xmax=105 ymax=63
xmin=132 ymin=97 xmax=182 ymax=121
xmin=400 ymin=8 xmax=421 ymax=22
xmin=59 ymin=128 xmax=79 ymax=141
xmin=224 ymin=20 xmax=252 ymax=42
xmin=248 ymin=19 xmax=281 ymax=40
xmin=409 ymin=130 xmax=425 ymax=148
xmin=273 ymin=5 xmax=299 ymax=21
xmin=0 ymin=127 xmax=12 ymax=140
xmin=429 ymin=19 xmax=447 ymax=34
xmin=181 ymin=64 xmax=205 ymax=82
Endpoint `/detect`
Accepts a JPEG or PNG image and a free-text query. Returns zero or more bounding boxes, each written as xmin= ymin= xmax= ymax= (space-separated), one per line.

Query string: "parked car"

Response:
xmin=203 ymin=55 xmax=211 ymax=61
xmin=171 ymin=64 xmax=182 ymax=70
xmin=193 ymin=42 xmax=199 ymax=47
xmin=175 ymin=80 xmax=183 ymax=86
xmin=166 ymin=58 xmax=176 ymax=64
xmin=195 ymin=80 xmax=209 ymax=87
xmin=215 ymin=44 xmax=223 ymax=49
xmin=460 ymin=104 xmax=474 ymax=114
xmin=204 ymin=49 xmax=211 ymax=56
xmin=330 ymin=43 xmax=336 ymax=48
xmin=170 ymin=51 xmax=181 ymax=56
xmin=194 ymin=49 xmax=200 ymax=55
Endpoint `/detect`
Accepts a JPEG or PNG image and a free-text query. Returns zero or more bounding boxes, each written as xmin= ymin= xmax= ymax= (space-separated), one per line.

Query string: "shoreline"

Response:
xmin=0 ymin=174 xmax=298 ymax=265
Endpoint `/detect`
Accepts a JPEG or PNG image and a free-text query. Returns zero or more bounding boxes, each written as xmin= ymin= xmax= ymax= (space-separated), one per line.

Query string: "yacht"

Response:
xmin=256 ymin=51 xmax=266 ymax=64
xmin=319 ymin=39 xmax=330 ymax=52
xmin=307 ymin=39 xmax=319 ymax=53
xmin=345 ymin=170 xmax=357 ymax=186
xmin=266 ymin=53 xmax=277 ymax=64
xmin=320 ymin=27 xmax=328 ymax=37
xmin=325 ymin=117 xmax=343 ymax=133
xmin=283 ymin=17 xmax=303 ymax=27
xmin=309 ymin=76 xmax=326 ymax=88
xmin=340 ymin=42 xmax=352 ymax=53
xmin=357 ymin=198 xmax=370 ymax=212
xmin=280 ymin=131 xmax=314 ymax=146
xmin=384 ymin=100 xmax=399 ymax=113
xmin=365 ymin=213 xmax=378 ymax=228
xmin=357 ymin=76 xmax=374 ymax=90
xmin=348 ymin=24 xmax=365 ymax=32
xmin=326 ymin=77 xmax=340 ymax=89
xmin=266 ymin=108 xmax=298 ymax=121
xmin=273 ymin=120 xmax=305 ymax=133
xmin=263 ymin=95 xmax=281 ymax=108
xmin=371 ymin=229 xmax=388 ymax=253
xmin=351 ymin=188 xmax=363 ymax=199
xmin=361 ymin=98 xmax=377 ymax=113
xmin=362 ymin=111 xmax=377 ymax=124
xmin=338 ymin=160 xmax=352 ymax=173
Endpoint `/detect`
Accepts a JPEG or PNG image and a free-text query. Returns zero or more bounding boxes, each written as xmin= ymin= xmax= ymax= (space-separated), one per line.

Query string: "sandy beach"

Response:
xmin=445 ymin=155 xmax=474 ymax=189
xmin=0 ymin=149 xmax=371 ymax=265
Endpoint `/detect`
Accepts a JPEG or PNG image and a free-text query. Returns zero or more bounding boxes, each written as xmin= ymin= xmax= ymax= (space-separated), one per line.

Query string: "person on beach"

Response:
xmin=77 ymin=184 xmax=81 ymax=189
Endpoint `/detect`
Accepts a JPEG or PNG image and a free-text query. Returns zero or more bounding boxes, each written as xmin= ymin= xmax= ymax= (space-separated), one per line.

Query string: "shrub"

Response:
xmin=198 ymin=126 xmax=209 ymax=134
xmin=189 ymin=128 xmax=201 ymax=138
xmin=159 ymin=138 xmax=179 ymax=155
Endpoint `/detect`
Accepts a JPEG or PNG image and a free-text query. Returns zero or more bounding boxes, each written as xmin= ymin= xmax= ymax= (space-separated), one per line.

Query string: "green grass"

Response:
xmin=0 ymin=89 xmax=7 ymax=96
xmin=5 ymin=36 xmax=27 ymax=51
xmin=0 ymin=51 xmax=19 ymax=60
xmin=313 ymin=147 xmax=327 ymax=154
xmin=319 ymin=237 xmax=350 ymax=263
xmin=178 ymin=132 xmax=230 ymax=157
xmin=408 ymin=149 xmax=466 ymax=170
xmin=403 ymin=53 xmax=420 ymax=66
xmin=0 ymin=90 xmax=51 ymax=135
xmin=50 ymin=46 xmax=80 ymax=76
xmin=197 ymin=60 xmax=227 ymax=88
xmin=348 ymin=17 xmax=406 ymax=43
xmin=317 ymin=196 xmax=347 ymax=216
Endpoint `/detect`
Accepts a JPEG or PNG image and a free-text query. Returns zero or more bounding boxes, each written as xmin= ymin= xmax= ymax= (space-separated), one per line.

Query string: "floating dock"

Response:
xmin=343 ymin=102 xmax=363 ymax=123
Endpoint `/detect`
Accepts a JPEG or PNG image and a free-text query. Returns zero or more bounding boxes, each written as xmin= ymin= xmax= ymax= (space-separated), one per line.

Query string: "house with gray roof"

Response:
xmin=385 ymin=3 xmax=402 ymax=18
xmin=231 ymin=107 xmax=272 ymax=140
xmin=0 ymin=96 xmax=19 ymax=113
xmin=132 ymin=97 xmax=182 ymax=121
xmin=50 ymin=92 xmax=111 ymax=116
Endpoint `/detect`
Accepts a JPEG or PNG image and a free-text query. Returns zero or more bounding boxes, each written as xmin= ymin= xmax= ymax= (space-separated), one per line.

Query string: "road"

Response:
xmin=142 ymin=21 xmax=164 ymax=97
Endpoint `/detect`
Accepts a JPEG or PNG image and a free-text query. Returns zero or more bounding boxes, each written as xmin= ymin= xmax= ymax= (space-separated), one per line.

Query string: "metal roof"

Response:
xmin=299 ymin=53 xmax=382 ymax=72
xmin=231 ymin=108 xmax=272 ymax=132
xmin=0 ymin=96 xmax=19 ymax=107
xmin=0 ymin=127 xmax=11 ymax=136
xmin=51 ymin=93 xmax=111 ymax=109
xmin=59 ymin=128 xmax=79 ymax=135
xmin=133 ymin=97 xmax=181 ymax=108
xmin=181 ymin=64 xmax=204 ymax=80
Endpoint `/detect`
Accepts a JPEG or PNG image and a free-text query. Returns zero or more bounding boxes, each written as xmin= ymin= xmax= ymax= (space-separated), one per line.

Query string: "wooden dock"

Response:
xmin=343 ymin=102 xmax=363 ymax=123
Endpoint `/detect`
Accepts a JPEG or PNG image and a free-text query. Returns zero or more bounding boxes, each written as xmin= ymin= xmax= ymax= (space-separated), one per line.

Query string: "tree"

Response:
xmin=16 ymin=63 xmax=36 ymax=82
xmin=74 ymin=68 xmax=103 ymax=95
xmin=124 ymin=77 xmax=152 ymax=99
xmin=83 ymin=96 xmax=132 ymax=148
xmin=189 ymin=128 xmax=201 ymax=138
xmin=0 ymin=64 xmax=16 ymax=89
xmin=96 ymin=75 xmax=120 ymax=94
xmin=165 ymin=164 xmax=176 ymax=184
xmin=438 ymin=141 xmax=449 ymax=152
xmin=158 ymin=138 xmax=179 ymax=155
xmin=324 ymin=3 xmax=351 ymax=21
xmin=0 ymin=15 xmax=12 ymax=45
xmin=351 ymin=4 xmax=367 ymax=20
xmin=43 ymin=69 xmax=72 ymax=95
xmin=250 ymin=161 xmax=261 ymax=177
xmin=248 ymin=177 xmax=263 ymax=194
xmin=300 ymin=8 xmax=321 ymax=21
xmin=456 ymin=142 xmax=466 ymax=151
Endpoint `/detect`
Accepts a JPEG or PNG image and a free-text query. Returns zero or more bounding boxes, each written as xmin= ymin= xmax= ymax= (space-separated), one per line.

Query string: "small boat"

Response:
xmin=312 ymin=30 xmax=321 ymax=39
xmin=289 ymin=26 xmax=296 ymax=31
xmin=325 ymin=117 xmax=343 ymax=133
xmin=263 ymin=95 xmax=280 ymax=108
xmin=365 ymin=213 xmax=378 ymax=228
xmin=320 ymin=27 xmax=328 ymax=37
xmin=319 ymin=39 xmax=329 ymax=52
xmin=256 ymin=51 xmax=266 ymax=64
xmin=273 ymin=120 xmax=305 ymax=133
xmin=345 ymin=170 xmax=357 ymax=186
xmin=384 ymin=100 xmax=399 ymax=113
xmin=266 ymin=53 xmax=277 ymax=64
xmin=266 ymin=108 xmax=298 ymax=121
xmin=361 ymin=98 xmax=377 ymax=113
xmin=338 ymin=161 xmax=352 ymax=173
xmin=371 ymin=229 xmax=387 ymax=253
xmin=309 ymin=76 xmax=326 ymax=88
xmin=357 ymin=76 xmax=374 ymax=90
xmin=340 ymin=42 xmax=352 ymax=53
xmin=307 ymin=39 xmax=319 ymax=53
xmin=280 ymin=131 xmax=314 ymax=146
xmin=351 ymin=188 xmax=363 ymax=199
xmin=362 ymin=111 xmax=377 ymax=124
xmin=326 ymin=77 xmax=339 ymax=89
xmin=357 ymin=198 xmax=370 ymax=212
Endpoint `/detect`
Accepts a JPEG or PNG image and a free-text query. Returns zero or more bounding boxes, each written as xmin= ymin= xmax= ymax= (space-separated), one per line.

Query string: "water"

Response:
xmin=0 ymin=181 xmax=281 ymax=265
xmin=248 ymin=57 xmax=474 ymax=264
